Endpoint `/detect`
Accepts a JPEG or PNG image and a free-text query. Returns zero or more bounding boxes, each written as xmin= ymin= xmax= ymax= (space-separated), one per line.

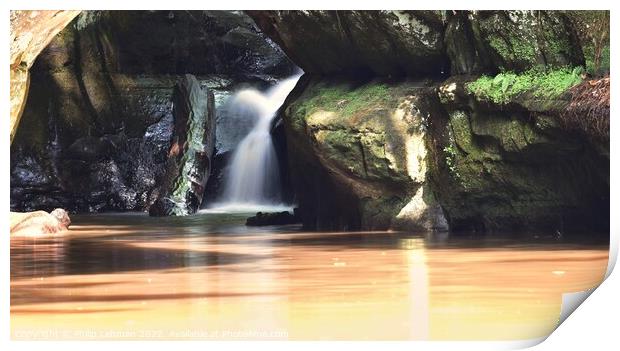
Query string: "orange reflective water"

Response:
xmin=10 ymin=213 xmax=608 ymax=340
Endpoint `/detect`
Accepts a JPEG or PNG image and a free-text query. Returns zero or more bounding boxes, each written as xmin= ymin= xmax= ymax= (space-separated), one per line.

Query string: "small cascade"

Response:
xmin=210 ymin=75 xmax=301 ymax=212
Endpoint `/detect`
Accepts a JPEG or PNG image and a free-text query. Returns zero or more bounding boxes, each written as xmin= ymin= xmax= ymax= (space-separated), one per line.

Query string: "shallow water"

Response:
xmin=10 ymin=212 xmax=608 ymax=340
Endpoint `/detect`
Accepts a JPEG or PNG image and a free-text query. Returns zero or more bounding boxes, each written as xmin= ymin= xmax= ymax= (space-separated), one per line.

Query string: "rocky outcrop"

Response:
xmin=257 ymin=10 xmax=607 ymax=233
xmin=250 ymin=10 xmax=585 ymax=77
xmin=283 ymin=76 xmax=448 ymax=231
xmin=11 ymin=10 xmax=608 ymax=235
xmin=149 ymin=75 xmax=216 ymax=216
xmin=249 ymin=10 xmax=448 ymax=77
xmin=10 ymin=10 xmax=80 ymax=143
xmin=10 ymin=209 xmax=71 ymax=237
xmin=470 ymin=11 xmax=584 ymax=73
xmin=430 ymin=77 xmax=608 ymax=232
xmin=280 ymin=74 xmax=608 ymax=233
xmin=443 ymin=10 xmax=585 ymax=75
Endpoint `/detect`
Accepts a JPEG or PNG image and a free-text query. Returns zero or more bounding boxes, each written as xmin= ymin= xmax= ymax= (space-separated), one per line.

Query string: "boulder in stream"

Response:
xmin=10 ymin=209 xmax=71 ymax=237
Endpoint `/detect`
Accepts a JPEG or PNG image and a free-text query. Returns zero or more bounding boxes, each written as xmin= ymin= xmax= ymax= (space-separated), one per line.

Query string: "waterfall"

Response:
xmin=210 ymin=75 xmax=301 ymax=212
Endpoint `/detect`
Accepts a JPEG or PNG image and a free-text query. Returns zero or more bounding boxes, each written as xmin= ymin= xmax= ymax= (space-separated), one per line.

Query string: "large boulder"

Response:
xmin=282 ymin=75 xmax=448 ymax=231
xmin=149 ymin=74 xmax=216 ymax=216
xmin=248 ymin=10 xmax=448 ymax=77
xmin=10 ymin=210 xmax=71 ymax=237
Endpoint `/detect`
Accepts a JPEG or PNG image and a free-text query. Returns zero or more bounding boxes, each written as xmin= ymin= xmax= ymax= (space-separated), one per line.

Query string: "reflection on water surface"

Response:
xmin=11 ymin=212 xmax=608 ymax=340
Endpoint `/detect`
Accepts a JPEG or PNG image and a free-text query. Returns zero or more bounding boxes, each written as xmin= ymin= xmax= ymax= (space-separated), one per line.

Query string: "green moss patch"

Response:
xmin=291 ymin=82 xmax=392 ymax=126
xmin=466 ymin=67 xmax=583 ymax=104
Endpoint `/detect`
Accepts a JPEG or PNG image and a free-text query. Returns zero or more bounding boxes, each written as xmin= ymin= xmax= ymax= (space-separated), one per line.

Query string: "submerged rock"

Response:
xmin=10 ymin=209 xmax=71 ymax=237
xmin=149 ymin=74 xmax=216 ymax=216
xmin=246 ymin=211 xmax=300 ymax=226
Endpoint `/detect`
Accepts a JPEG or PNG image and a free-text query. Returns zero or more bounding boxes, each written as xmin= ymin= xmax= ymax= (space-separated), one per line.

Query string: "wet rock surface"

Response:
xmin=246 ymin=210 xmax=301 ymax=226
xmin=149 ymin=75 xmax=216 ymax=216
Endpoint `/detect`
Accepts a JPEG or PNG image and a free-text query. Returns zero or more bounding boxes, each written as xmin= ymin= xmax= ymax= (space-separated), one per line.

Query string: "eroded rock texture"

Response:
xmin=283 ymin=77 xmax=448 ymax=231
xmin=262 ymin=10 xmax=607 ymax=233
xmin=10 ymin=10 xmax=80 ymax=143
xmin=10 ymin=209 xmax=71 ymax=237
xmin=149 ymin=75 xmax=216 ymax=216
xmin=249 ymin=10 xmax=448 ymax=77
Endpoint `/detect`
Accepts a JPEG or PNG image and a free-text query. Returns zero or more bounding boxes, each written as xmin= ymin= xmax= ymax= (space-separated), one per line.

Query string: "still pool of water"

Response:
xmin=10 ymin=212 xmax=608 ymax=340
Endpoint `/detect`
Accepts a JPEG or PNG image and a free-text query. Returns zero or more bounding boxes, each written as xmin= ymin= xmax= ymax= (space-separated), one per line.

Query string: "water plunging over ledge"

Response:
xmin=207 ymin=75 xmax=301 ymax=213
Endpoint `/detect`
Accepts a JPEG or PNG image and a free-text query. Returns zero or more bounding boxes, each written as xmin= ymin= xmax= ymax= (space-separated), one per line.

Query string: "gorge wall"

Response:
xmin=10 ymin=10 xmax=609 ymax=235
xmin=250 ymin=10 xmax=609 ymax=233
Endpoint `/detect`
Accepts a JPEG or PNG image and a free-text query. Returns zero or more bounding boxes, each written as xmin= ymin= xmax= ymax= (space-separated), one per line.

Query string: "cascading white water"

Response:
xmin=210 ymin=75 xmax=301 ymax=212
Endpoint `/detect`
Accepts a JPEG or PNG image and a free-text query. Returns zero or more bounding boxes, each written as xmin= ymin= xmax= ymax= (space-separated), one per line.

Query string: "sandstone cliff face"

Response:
xmin=10 ymin=10 xmax=80 ymax=143
xmin=431 ymin=78 xmax=608 ymax=232
xmin=262 ymin=10 xmax=608 ymax=233
xmin=249 ymin=10 xmax=584 ymax=78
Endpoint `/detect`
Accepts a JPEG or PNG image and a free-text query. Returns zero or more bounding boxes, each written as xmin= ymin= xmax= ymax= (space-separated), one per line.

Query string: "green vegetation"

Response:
xmin=488 ymin=35 xmax=537 ymax=67
xmin=294 ymin=83 xmax=392 ymax=121
xmin=466 ymin=67 xmax=583 ymax=104
xmin=443 ymin=144 xmax=461 ymax=181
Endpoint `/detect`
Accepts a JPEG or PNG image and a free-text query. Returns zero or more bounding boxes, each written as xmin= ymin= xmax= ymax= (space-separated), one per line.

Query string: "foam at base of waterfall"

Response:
xmin=200 ymin=202 xmax=294 ymax=214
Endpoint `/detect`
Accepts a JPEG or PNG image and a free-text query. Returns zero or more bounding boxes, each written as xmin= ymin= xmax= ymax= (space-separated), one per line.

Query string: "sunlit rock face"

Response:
xmin=10 ymin=10 xmax=80 ymax=143
xmin=10 ymin=10 xmax=296 ymax=213
xmin=248 ymin=10 xmax=448 ymax=77
xmin=283 ymin=77 xmax=448 ymax=231
xmin=259 ymin=10 xmax=607 ymax=233
xmin=282 ymin=74 xmax=608 ymax=233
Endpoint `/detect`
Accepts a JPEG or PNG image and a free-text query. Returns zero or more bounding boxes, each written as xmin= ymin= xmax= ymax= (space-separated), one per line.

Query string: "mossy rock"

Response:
xmin=283 ymin=77 xmax=447 ymax=230
xmin=473 ymin=11 xmax=584 ymax=72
